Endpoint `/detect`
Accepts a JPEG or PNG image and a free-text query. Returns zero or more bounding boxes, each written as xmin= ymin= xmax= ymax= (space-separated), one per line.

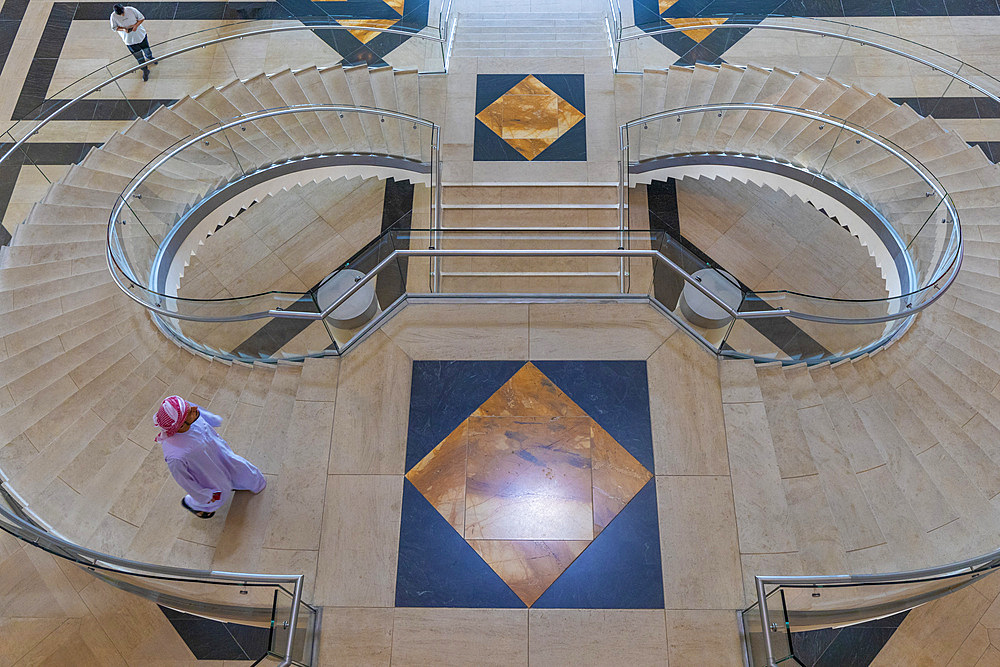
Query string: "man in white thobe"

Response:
xmin=154 ymin=395 xmax=266 ymax=518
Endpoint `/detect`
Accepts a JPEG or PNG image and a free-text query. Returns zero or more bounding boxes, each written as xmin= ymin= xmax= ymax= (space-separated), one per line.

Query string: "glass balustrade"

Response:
xmin=743 ymin=560 xmax=1000 ymax=666
xmin=0 ymin=482 xmax=317 ymax=666
xmin=621 ymin=102 xmax=961 ymax=363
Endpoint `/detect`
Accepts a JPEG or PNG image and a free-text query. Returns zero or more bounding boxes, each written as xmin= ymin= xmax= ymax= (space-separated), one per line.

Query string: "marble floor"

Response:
xmin=5 ymin=0 xmax=1000 ymax=663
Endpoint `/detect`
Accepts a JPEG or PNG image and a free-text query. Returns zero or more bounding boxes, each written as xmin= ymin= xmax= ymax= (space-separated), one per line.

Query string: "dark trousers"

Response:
xmin=127 ymin=37 xmax=153 ymax=68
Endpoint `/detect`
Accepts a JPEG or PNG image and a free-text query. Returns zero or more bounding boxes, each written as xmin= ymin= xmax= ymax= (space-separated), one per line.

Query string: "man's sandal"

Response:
xmin=181 ymin=497 xmax=215 ymax=519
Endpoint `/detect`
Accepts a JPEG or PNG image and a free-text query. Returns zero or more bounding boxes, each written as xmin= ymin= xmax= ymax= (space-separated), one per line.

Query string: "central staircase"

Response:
xmin=450 ymin=12 xmax=611 ymax=58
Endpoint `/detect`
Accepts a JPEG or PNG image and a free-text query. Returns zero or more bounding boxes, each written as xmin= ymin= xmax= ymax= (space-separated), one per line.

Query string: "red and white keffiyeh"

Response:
xmin=154 ymin=395 xmax=191 ymax=443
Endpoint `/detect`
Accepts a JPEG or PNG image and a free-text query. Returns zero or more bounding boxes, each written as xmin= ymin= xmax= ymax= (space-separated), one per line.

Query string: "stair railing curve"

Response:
xmin=0 ymin=16 xmax=454 ymax=178
xmin=0 ymin=482 xmax=318 ymax=666
xmin=614 ymin=16 xmax=1000 ymax=111
xmin=618 ymin=102 xmax=963 ymax=325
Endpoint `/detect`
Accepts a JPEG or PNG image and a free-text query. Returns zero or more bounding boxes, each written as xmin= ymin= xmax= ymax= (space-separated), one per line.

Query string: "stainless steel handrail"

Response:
xmin=615 ymin=19 xmax=1000 ymax=107
xmin=0 ymin=487 xmax=312 ymax=666
xmin=0 ymin=19 xmax=449 ymax=171
xmin=619 ymin=102 xmax=963 ymax=321
xmin=106 ymin=103 xmax=440 ymax=297
xmin=752 ymin=547 xmax=1000 ymax=666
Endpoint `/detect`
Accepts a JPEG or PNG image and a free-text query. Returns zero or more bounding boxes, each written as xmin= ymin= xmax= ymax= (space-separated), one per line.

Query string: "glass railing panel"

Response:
xmin=756 ymin=564 xmax=1000 ymax=645
xmin=399 ymin=229 xmax=649 ymax=296
xmin=269 ymin=587 xmax=317 ymax=666
xmin=742 ymin=587 xmax=797 ymax=667
xmin=737 ymin=291 xmax=899 ymax=359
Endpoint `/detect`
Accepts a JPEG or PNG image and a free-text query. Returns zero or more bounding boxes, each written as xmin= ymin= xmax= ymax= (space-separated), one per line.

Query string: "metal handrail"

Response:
xmin=0 ymin=19 xmax=449 ymax=172
xmin=106 ymin=103 xmax=440 ymax=299
xmin=619 ymin=102 xmax=963 ymax=321
xmin=753 ymin=547 xmax=1000 ymax=666
xmin=0 ymin=487 xmax=311 ymax=666
xmin=615 ymin=18 xmax=1000 ymax=108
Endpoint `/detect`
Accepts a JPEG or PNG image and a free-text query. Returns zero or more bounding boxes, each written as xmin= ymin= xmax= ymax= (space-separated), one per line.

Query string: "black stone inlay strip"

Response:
xmin=790 ymin=610 xmax=908 ymax=666
xmin=888 ymin=96 xmax=1000 ymax=118
xmin=12 ymin=4 xmax=76 ymax=121
xmin=645 ymin=177 xmax=831 ymax=361
xmin=0 ymin=141 xmax=102 ymax=246
xmin=17 ymin=98 xmax=179 ymax=122
xmin=0 ymin=0 xmax=29 ymax=77
xmin=969 ymin=141 xmax=1000 ymax=162
xmin=229 ymin=295 xmax=320 ymax=359
xmin=158 ymin=605 xmax=269 ymax=661
xmin=375 ymin=176 xmax=414 ymax=310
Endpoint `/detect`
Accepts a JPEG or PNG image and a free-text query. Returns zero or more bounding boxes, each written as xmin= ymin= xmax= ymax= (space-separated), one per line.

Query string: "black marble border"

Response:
xmin=159 ymin=605 xmax=270 ymax=660
xmin=645 ymin=177 xmax=831 ymax=360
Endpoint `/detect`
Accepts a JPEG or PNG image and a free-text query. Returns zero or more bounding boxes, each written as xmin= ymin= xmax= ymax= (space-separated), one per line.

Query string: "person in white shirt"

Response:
xmin=110 ymin=4 xmax=155 ymax=81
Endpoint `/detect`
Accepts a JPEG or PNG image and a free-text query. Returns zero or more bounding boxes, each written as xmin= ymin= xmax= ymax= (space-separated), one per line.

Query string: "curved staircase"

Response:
xmin=3 ymin=46 xmax=1000 ymax=664
xmin=0 ymin=62 xmax=446 ymax=571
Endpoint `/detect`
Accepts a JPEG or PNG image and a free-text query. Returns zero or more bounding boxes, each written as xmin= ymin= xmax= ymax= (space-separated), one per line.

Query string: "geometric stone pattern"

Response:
xmin=406 ymin=363 xmax=651 ymax=605
xmin=475 ymin=75 xmax=585 ymax=160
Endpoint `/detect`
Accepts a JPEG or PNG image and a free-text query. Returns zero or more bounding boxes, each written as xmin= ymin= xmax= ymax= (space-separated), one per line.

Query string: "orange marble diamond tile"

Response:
xmin=474 ymin=75 xmax=585 ymax=161
xmin=591 ymin=422 xmax=652 ymax=535
xmin=472 ymin=362 xmax=587 ymax=418
xmin=406 ymin=421 xmax=468 ymax=534
xmin=336 ymin=18 xmax=399 ymax=44
xmin=658 ymin=0 xmax=680 ymax=13
xmin=467 ymin=540 xmax=590 ymax=606
xmin=663 ymin=17 xmax=728 ymax=42
xmin=385 ymin=0 xmax=405 ymax=15
xmin=405 ymin=361 xmax=653 ymax=607
xmin=465 ymin=416 xmax=593 ymax=541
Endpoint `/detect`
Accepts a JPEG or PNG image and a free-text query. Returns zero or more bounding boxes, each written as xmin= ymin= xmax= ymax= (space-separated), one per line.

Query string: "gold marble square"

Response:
xmin=473 ymin=362 xmax=587 ymax=418
xmin=336 ymin=19 xmax=400 ymax=44
xmin=405 ymin=362 xmax=651 ymax=606
xmin=406 ymin=421 xmax=467 ymax=534
xmin=475 ymin=76 xmax=585 ymax=161
xmin=465 ymin=416 xmax=594 ymax=541
xmin=664 ymin=17 xmax=727 ymax=43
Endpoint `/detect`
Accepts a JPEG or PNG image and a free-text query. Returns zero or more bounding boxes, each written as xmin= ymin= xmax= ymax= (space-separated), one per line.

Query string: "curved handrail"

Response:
xmin=616 ymin=16 xmax=1000 ymax=107
xmin=619 ymin=102 xmax=963 ymax=324
xmin=752 ymin=545 xmax=1000 ymax=665
xmin=106 ymin=103 xmax=441 ymax=308
xmin=0 ymin=484 xmax=312 ymax=665
xmin=0 ymin=17 xmax=449 ymax=170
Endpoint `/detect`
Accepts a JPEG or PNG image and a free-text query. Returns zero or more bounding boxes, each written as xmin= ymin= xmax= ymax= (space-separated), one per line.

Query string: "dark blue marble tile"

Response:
xmin=975 ymin=96 xmax=1000 ymax=118
xmin=405 ymin=361 xmax=524 ymax=472
xmin=533 ymin=479 xmax=664 ymax=609
xmin=842 ymin=0 xmax=894 ymax=16
xmin=814 ymin=627 xmax=898 ymax=666
xmin=632 ymin=0 xmax=663 ymax=26
xmin=668 ymin=0 xmax=718 ymax=17
xmin=970 ymin=140 xmax=1000 ymax=162
xmin=791 ymin=626 xmax=842 ymax=665
xmin=771 ymin=0 xmax=847 ymax=16
xmin=226 ymin=620 xmax=271 ymax=657
xmin=893 ymin=0 xmax=948 ymax=15
xmin=674 ymin=41 xmax=728 ymax=66
xmin=473 ymin=119 xmax=528 ymax=161
xmin=159 ymin=605 xmax=269 ymax=660
xmin=475 ymin=74 xmax=531 ymax=113
xmin=533 ymin=361 xmax=655 ymax=472
xmin=394 ymin=479 xmax=526 ymax=607
xmin=533 ymin=120 xmax=587 ymax=161
xmin=172 ymin=2 xmax=228 ymax=19
xmin=534 ymin=74 xmax=586 ymax=114
xmin=944 ymin=0 xmax=1000 ymax=12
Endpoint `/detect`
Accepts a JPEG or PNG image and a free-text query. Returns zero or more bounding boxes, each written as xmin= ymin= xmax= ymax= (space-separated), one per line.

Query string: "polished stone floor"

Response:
xmin=400 ymin=361 xmax=658 ymax=608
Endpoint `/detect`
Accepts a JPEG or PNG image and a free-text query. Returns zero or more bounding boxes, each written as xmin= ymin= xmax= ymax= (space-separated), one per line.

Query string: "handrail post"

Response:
xmin=755 ymin=576 xmax=780 ymax=667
